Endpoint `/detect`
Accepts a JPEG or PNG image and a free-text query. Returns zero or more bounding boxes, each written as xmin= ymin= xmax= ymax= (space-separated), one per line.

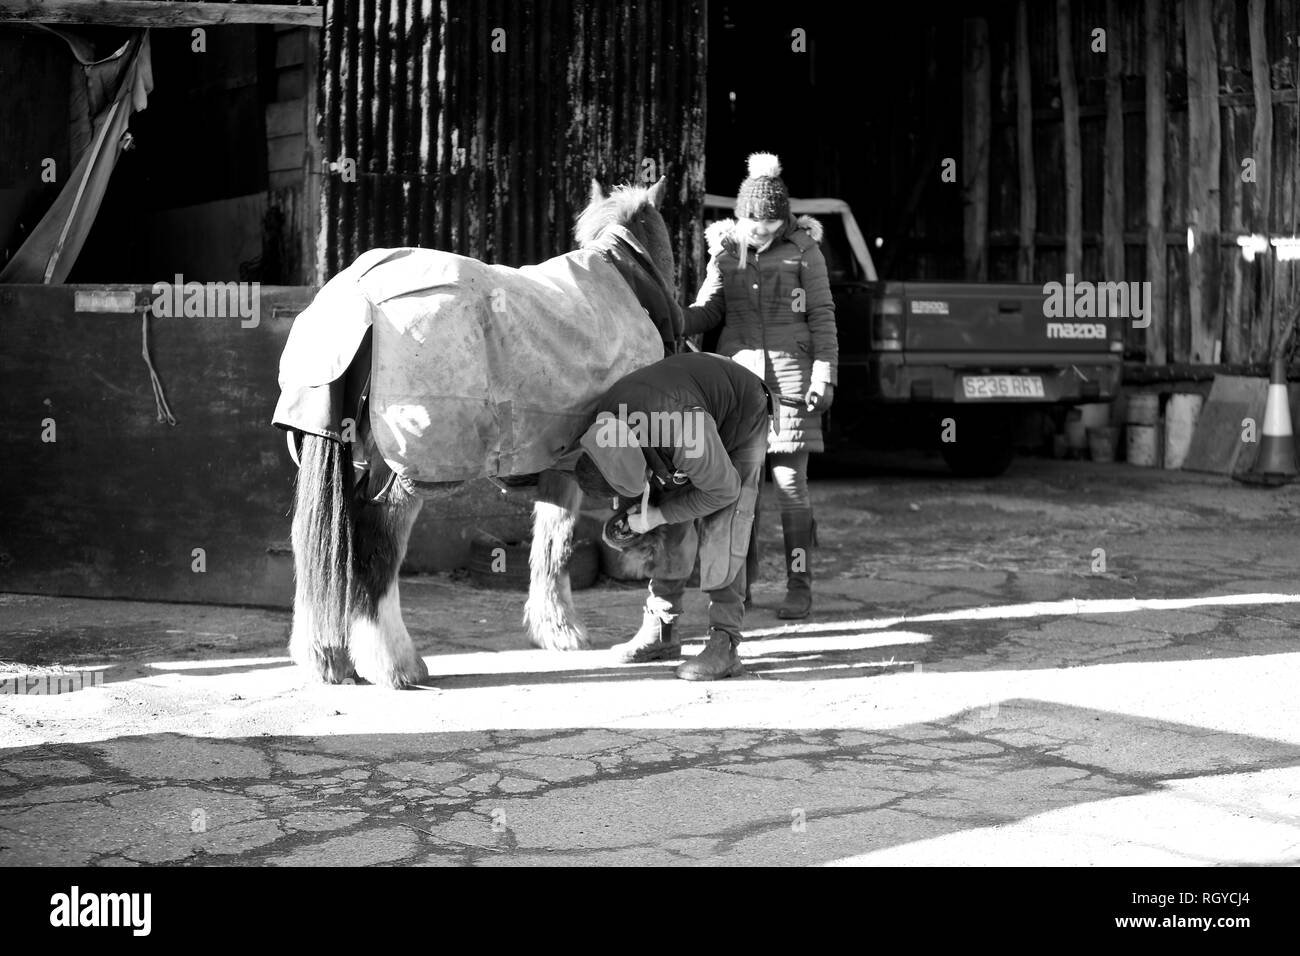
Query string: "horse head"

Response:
xmin=576 ymin=176 xmax=681 ymax=348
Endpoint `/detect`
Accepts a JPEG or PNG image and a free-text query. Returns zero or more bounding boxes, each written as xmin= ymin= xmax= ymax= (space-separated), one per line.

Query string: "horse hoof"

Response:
xmin=531 ymin=623 xmax=591 ymax=652
xmin=407 ymin=655 xmax=430 ymax=686
xmin=354 ymin=654 xmax=428 ymax=689
xmin=295 ymin=645 xmax=355 ymax=684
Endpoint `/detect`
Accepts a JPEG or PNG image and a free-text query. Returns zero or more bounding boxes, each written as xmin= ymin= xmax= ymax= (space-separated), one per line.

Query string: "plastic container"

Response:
xmin=1065 ymin=416 xmax=1088 ymax=451
xmin=1079 ymin=403 xmax=1110 ymax=430
xmin=1163 ymin=393 xmax=1204 ymax=470
xmin=1127 ymin=424 xmax=1161 ymax=467
xmin=1088 ymin=426 xmax=1118 ymax=462
xmin=1127 ymin=393 xmax=1160 ymax=426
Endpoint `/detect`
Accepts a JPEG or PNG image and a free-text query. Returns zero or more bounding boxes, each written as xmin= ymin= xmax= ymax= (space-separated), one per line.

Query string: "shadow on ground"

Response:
xmin=4 ymin=698 xmax=1299 ymax=867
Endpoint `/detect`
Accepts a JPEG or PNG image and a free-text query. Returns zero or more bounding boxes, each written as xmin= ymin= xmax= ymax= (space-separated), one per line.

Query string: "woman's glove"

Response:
xmin=627 ymin=504 xmax=666 ymax=535
xmin=805 ymin=383 xmax=835 ymax=413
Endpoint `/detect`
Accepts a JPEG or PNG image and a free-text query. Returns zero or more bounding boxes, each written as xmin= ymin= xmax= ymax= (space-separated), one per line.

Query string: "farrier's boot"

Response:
xmin=610 ymin=610 xmax=682 ymax=663
xmin=675 ymin=628 xmax=744 ymax=681
xmin=777 ymin=511 xmax=814 ymax=620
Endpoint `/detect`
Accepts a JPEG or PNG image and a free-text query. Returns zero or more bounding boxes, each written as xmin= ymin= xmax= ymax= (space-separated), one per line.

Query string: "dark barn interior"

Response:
xmin=7 ymin=0 xmax=1298 ymax=360
xmin=709 ymin=0 xmax=1300 ymax=367
xmin=705 ymin=1 xmax=965 ymax=278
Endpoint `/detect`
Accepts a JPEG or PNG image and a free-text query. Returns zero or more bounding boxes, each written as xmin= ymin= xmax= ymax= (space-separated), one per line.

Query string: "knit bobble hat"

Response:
xmin=735 ymin=152 xmax=790 ymax=221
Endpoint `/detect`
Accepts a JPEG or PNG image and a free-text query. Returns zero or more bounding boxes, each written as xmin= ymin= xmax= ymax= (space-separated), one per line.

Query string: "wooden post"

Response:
xmin=962 ymin=17 xmax=990 ymax=281
xmin=0 ymin=0 xmax=323 ymax=27
xmin=1056 ymin=0 xmax=1082 ymax=277
xmin=1015 ymin=0 xmax=1036 ymax=282
xmin=303 ymin=27 xmax=323 ymax=287
xmin=1217 ymin=0 xmax=1246 ymax=364
xmin=1185 ymin=0 xmax=1222 ymax=364
xmin=1102 ymin=0 xmax=1124 ymax=283
xmin=1249 ymin=0 xmax=1274 ymax=359
xmin=1144 ymin=0 xmax=1166 ymax=364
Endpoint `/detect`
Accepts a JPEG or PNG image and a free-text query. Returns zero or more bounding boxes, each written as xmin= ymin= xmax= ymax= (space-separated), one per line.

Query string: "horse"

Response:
xmin=273 ymin=177 xmax=681 ymax=687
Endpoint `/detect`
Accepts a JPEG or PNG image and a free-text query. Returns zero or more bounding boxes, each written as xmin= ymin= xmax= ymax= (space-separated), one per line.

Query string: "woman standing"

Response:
xmin=685 ymin=153 xmax=838 ymax=619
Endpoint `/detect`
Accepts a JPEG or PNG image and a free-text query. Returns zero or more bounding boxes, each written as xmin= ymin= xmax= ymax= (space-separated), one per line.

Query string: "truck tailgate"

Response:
xmin=898 ymin=282 xmax=1118 ymax=354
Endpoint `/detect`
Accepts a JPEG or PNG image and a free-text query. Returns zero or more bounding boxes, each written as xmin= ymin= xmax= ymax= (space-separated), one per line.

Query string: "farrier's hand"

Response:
xmin=805 ymin=383 xmax=834 ymax=413
xmin=627 ymin=504 xmax=665 ymax=535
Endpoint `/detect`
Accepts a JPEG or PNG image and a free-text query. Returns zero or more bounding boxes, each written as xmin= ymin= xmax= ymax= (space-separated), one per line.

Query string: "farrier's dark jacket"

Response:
xmin=592 ymin=352 xmax=769 ymax=523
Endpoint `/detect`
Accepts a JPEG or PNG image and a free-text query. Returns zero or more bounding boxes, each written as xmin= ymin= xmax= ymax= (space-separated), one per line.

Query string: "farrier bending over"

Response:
xmin=565 ymin=351 xmax=772 ymax=681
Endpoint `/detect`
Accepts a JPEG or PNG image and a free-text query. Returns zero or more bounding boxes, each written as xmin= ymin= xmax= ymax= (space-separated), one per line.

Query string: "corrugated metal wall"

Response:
xmin=319 ymin=0 xmax=708 ymax=295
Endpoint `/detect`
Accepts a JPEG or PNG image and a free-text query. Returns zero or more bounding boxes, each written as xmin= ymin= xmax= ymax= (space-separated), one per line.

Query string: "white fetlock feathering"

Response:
xmin=524 ymin=498 xmax=590 ymax=650
xmin=349 ymin=580 xmax=428 ymax=688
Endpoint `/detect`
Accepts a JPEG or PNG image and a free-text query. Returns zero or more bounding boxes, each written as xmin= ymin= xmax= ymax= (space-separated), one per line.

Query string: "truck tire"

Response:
xmin=939 ymin=413 xmax=1016 ymax=478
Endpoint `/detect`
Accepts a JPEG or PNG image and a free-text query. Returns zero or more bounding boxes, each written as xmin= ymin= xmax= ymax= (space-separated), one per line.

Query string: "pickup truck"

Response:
xmin=700 ymin=195 xmax=1124 ymax=476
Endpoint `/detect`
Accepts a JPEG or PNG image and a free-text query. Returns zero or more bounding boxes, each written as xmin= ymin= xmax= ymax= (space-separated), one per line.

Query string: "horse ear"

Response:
xmin=647 ymin=175 xmax=668 ymax=208
xmin=589 ymin=179 xmax=605 ymax=204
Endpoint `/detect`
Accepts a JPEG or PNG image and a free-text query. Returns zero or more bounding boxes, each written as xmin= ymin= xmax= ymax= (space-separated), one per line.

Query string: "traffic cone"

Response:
xmin=1235 ymin=340 xmax=1298 ymax=487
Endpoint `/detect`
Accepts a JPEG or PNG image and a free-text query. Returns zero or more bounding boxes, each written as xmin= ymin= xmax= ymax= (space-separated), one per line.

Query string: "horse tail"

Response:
xmin=524 ymin=468 xmax=589 ymax=650
xmin=289 ymin=431 xmax=356 ymax=682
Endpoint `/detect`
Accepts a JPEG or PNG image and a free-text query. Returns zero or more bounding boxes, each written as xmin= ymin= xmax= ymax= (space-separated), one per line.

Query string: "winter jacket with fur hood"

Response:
xmin=684 ymin=214 xmax=838 ymax=453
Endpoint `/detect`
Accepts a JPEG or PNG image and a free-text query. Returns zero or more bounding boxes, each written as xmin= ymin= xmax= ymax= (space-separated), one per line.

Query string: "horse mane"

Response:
xmin=574 ymin=184 xmax=655 ymax=247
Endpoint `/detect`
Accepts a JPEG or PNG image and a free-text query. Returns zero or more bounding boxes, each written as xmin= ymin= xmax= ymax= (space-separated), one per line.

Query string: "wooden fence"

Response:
xmin=963 ymin=0 xmax=1300 ymax=366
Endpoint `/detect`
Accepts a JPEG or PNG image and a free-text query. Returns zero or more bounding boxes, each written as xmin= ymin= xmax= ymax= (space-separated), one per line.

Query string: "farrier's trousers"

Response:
xmin=644 ymin=428 xmax=769 ymax=641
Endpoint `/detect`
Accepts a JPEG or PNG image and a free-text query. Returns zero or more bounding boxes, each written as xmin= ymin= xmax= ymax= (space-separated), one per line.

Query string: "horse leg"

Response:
xmin=524 ymin=468 xmax=589 ymax=650
xmin=289 ymin=432 xmax=356 ymax=683
xmin=348 ymin=478 xmax=428 ymax=688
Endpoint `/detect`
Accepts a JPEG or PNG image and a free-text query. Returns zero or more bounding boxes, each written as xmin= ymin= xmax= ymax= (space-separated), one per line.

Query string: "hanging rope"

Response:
xmin=140 ymin=308 xmax=175 ymax=425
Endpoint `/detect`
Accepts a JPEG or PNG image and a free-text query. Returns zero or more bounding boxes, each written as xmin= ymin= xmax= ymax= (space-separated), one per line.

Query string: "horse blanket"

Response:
xmin=273 ymin=241 xmax=667 ymax=482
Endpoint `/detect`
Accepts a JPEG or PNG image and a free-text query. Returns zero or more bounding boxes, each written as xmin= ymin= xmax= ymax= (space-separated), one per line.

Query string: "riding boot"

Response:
xmin=778 ymin=510 xmax=814 ymax=620
xmin=675 ymin=628 xmax=744 ymax=681
xmin=610 ymin=610 xmax=682 ymax=663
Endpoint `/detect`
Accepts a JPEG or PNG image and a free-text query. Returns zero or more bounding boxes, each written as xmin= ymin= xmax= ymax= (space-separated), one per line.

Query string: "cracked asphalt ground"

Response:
xmin=3 ymin=457 xmax=1300 ymax=866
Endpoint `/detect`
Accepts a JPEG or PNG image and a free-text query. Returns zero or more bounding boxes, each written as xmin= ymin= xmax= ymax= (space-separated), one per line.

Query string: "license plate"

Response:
xmin=960 ymin=375 xmax=1045 ymax=400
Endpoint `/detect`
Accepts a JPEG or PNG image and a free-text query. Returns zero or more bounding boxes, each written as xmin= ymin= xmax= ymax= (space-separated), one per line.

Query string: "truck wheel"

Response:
xmin=939 ymin=414 xmax=1016 ymax=478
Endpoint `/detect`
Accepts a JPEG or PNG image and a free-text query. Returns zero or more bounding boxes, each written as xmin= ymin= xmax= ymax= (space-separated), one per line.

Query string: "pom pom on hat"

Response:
xmin=747 ymin=152 xmax=782 ymax=179
xmin=735 ymin=151 xmax=790 ymax=221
